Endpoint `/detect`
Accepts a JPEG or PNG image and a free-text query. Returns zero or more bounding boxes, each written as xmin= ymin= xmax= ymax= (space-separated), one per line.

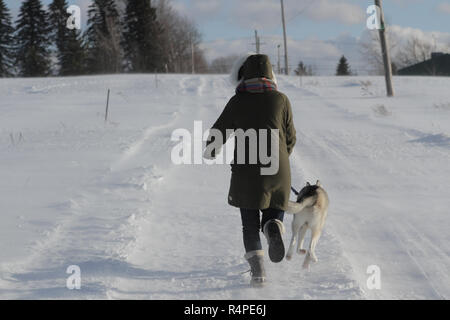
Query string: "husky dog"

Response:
xmin=286 ymin=181 xmax=329 ymax=269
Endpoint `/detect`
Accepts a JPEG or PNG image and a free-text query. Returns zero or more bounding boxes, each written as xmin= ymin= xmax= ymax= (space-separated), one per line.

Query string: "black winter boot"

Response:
xmin=263 ymin=219 xmax=285 ymax=263
xmin=244 ymin=250 xmax=266 ymax=287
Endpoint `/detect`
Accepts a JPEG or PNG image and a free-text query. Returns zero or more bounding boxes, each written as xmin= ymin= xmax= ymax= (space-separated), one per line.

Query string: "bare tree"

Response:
xmin=154 ymin=0 xmax=206 ymax=73
xmin=154 ymin=0 xmax=175 ymax=71
xmin=209 ymin=55 xmax=240 ymax=74
xmin=99 ymin=15 xmax=122 ymax=73
xmin=359 ymin=29 xmax=399 ymax=75
xmin=193 ymin=45 xmax=209 ymax=74
xmin=396 ymin=35 xmax=433 ymax=67
xmin=361 ymin=26 xmax=450 ymax=76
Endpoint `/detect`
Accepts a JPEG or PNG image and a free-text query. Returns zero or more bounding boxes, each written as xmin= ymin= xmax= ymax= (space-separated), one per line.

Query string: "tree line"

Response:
xmin=0 ymin=0 xmax=208 ymax=77
xmin=360 ymin=29 xmax=450 ymax=75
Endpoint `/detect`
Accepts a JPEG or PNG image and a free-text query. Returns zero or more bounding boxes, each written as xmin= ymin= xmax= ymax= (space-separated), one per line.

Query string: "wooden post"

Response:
xmin=105 ymin=89 xmax=110 ymax=123
xmin=280 ymin=0 xmax=289 ymax=75
xmin=375 ymin=0 xmax=394 ymax=97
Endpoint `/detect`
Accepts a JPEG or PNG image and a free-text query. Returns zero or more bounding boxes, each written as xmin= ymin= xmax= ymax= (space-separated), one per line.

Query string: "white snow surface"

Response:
xmin=0 ymin=74 xmax=449 ymax=299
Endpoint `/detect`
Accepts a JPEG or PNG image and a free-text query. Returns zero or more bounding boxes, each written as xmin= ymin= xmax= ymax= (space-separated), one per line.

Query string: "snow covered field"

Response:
xmin=0 ymin=73 xmax=449 ymax=299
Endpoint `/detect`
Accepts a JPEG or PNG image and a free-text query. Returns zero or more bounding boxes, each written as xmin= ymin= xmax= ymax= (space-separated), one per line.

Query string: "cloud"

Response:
xmin=200 ymin=34 xmax=348 ymax=75
xmin=228 ymin=0 xmax=365 ymax=29
xmin=304 ymin=0 xmax=365 ymax=25
xmin=171 ymin=0 xmax=223 ymax=20
xmin=201 ymin=24 xmax=450 ymax=75
xmin=360 ymin=24 xmax=450 ymax=66
xmin=191 ymin=0 xmax=222 ymax=17
xmin=201 ymin=36 xmax=341 ymax=62
xmin=437 ymin=2 xmax=450 ymax=14
xmin=387 ymin=25 xmax=450 ymax=50
xmin=390 ymin=0 xmax=424 ymax=6
xmin=199 ymin=38 xmax=254 ymax=62
xmin=230 ymin=0 xmax=281 ymax=30
xmin=170 ymin=0 xmax=366 ymax=30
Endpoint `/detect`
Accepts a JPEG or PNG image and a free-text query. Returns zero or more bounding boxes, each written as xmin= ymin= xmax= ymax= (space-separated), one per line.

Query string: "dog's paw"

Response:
xmin=302 ymin=254 xmax=312 ymax=270
xmin=297 ymin=249 xmax=307 ymax=255
xmin=302 ymin=261 xmax=310 ymax=270
xmin=286 ymin=254 xmax=292 ymax=261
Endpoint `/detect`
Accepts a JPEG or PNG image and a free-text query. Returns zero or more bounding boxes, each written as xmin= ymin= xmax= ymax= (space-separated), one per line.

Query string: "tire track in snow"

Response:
xmin=105 ymin=75 xmax=366 ymax=299
xmin=284 ymin=85 xmax=390 ymax=299
xmin=280 ymin=77 xmax=393 ymax=298
xmin=105 ymin=75 xmax=249 ymax=299
xmin=280 ymin=76 xmax=450 ymax=299
xmin=284 ymin=78 xmax=450 ymax=152
xmin=387 ymin=219 xmax=450 ymax=299
xmin=110 ymin=114 xmax=179 ymax=172
xmin=287 ymin=140 xmax=366 ymax=299
xmin=1 ymin=78 xmax=186 ymax=298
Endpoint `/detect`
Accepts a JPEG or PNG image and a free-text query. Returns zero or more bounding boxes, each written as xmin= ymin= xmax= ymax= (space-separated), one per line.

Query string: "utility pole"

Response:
xmin=277 ymin=44 xmax=281 ymax=74
xmin=280 ymin=0 xmax=289 ymax=75
xmin=375 ymin=0 xmax=394 ymax=97
xmin=191 ymin=40 xmax=195 ymax=74
xmin=254 ymin=30 xmax=260 ymax=54
xmin=252 ymin=30 xmax=265 ymax=54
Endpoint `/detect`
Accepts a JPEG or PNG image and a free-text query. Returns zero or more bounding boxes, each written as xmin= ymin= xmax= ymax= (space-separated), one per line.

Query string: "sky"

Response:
xmin=5 ymin=0 xmax=450 ymax=75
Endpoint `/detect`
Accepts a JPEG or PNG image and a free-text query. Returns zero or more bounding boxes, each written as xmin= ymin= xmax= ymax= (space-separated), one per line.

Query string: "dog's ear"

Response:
xmin=316 ymin=180 xmax=322 ymax=187
xmin=306 ymin=182 xmax=311 ymax=186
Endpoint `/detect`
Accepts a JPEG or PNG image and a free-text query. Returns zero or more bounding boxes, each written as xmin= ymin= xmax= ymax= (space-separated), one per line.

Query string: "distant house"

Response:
xmin=398 ymin=52 xmax=450 ymax=76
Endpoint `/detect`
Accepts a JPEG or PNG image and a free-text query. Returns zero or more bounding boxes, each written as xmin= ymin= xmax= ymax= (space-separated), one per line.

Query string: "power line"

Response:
xmin=201 ymin=36 xmax=363 ymax=47
xmin=286 ymin=0 xmax=315 ymax=24
xmin=200 ymin=37 xmax=253 ymax=44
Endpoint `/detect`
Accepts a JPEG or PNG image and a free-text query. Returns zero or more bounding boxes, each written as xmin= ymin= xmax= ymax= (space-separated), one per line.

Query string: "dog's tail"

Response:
xmin=288 ymin=187 xmax=301 ymax=214
xmin=286 ymin=201 xmax=304 ymax=215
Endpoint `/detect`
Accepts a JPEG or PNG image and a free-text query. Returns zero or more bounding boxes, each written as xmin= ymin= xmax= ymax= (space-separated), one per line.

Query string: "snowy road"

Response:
xmin=0 ymin=74 xmax=449 ymax=299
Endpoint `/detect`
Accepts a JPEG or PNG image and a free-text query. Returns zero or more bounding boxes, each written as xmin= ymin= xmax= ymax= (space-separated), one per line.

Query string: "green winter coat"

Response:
xmin=207 ymin=54 xmax=297 ymax=211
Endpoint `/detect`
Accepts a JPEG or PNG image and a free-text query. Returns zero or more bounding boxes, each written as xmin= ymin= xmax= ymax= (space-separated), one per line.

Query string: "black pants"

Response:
xmin=240 ymin=208 xmax=284 ymax=253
